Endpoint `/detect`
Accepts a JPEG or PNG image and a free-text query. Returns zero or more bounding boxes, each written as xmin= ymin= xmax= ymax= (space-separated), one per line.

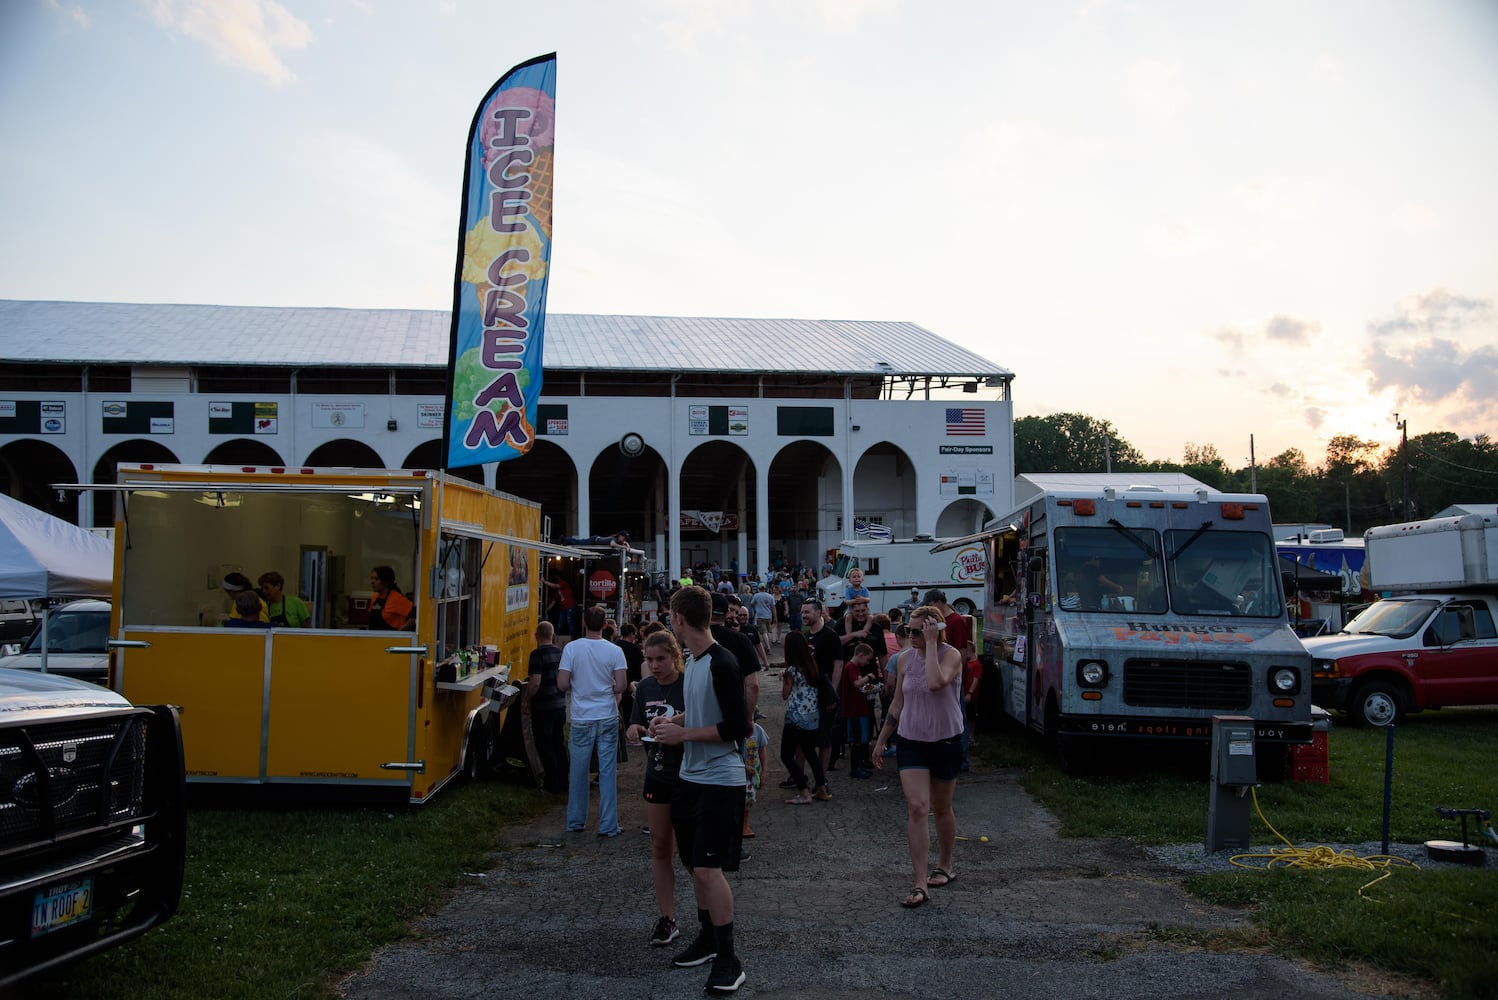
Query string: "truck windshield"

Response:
xmin=1054 ymin=527 xmax=1167 ymax=613
xmin=1341 ymin=599 xmax=1439 ymax=639
xmin=1163 ymin=529 xmax=1283 ymax=618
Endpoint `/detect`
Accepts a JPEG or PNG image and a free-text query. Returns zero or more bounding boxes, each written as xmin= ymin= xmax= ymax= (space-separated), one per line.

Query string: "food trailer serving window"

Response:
xmin=119 ymin=488 xmax=422 ymax=630
xmin=435 ymin=532 xmax=482 ymax=658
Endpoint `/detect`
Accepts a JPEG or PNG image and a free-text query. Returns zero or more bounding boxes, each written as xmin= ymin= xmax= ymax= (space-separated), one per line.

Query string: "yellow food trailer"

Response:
xmin=91 ymin=464 xmax=588 ymax=804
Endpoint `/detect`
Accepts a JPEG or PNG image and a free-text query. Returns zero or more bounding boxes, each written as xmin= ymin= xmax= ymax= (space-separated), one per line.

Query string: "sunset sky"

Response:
xmin=2 ymin=0 xmax=1494 ymax=467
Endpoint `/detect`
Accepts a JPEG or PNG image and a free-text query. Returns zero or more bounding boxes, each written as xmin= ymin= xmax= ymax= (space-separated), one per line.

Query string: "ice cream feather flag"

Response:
xmin=443 ymin=53 xmax=556 ymax=469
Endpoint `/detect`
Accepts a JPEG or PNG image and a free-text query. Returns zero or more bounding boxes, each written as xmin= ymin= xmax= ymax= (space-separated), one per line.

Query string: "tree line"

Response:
xmin=1015 ymin=413 xmax=1498 ymax=536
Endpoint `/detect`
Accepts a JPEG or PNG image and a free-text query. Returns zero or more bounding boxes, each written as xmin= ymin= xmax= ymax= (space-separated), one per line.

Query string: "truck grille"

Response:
xmin=1122 ymin=659 xmax=1252 ymax=710
xmin=0 ymin=714 xmax=150 ymax=845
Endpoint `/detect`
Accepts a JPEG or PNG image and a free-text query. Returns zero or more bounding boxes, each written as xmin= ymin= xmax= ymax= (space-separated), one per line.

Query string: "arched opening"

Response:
xmin=403 ymin=440 xmax=485 ymax=486
xmin=303 ymin=439 xmax=385 ymax=469
xmin=936 ymin=498 xmax=996 ymax=537
xmin=93 ymin=439 xmax=181 ymax=527
xmin=0 ymin=440 xmax=80 ymax=523
xmin=203 ymin=438 xmax=286 ymax=467
xmin=495 ymin=439 xmax=579 ymax=539
xmin=585 ymin=440 xmax=667 ymax=546
xmin=853 ymin=441 xmax=917 ymax=536
xmin=768 ymin=441 xmax=841 ymax=573
xmin=678 ymin=441 xmax=754 ymax=575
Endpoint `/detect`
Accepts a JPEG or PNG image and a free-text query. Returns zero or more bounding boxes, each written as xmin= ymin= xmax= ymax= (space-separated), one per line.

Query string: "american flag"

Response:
xmin=945 ymin=407 xmax=985 ymax=436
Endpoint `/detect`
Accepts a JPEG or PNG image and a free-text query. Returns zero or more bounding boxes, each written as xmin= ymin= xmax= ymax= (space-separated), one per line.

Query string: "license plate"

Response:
xmin=31 ymin=878 xmax=93 ymax=937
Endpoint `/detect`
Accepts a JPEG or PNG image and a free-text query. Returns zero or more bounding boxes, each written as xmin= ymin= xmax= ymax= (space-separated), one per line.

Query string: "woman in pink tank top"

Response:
xmin=871 ymin=605 xmax=964 ymax=908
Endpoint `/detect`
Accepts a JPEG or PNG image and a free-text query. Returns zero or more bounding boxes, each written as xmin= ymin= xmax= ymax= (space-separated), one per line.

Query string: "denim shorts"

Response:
xmin=895 ymin=734 xmax=963 ymax=782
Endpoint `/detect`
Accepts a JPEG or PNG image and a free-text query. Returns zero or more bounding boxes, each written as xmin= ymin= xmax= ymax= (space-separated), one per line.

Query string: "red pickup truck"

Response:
xmin=1305 ymin=592 xmax=1498 ymax=726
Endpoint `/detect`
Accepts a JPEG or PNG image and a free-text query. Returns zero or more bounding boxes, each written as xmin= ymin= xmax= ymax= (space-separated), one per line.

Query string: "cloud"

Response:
xmin=148 ymin=0 xmax=312 ymax=86
xmin=1364 ymin=335 xmax=1498 ymax=405
xmin=1367 ymin=288 xmax=1492 ymax=339
xmin=1124 ymin=58 xmax=1184 ymax=119
xmin=45 ymin=0 xmax=90 ymax=28
xmin=1393 ymin=202 xmax=1439 ymax=234
xmin=1265 ymin=383 xmax=1297 ymax=400
xmin=1264 ymin=314 xmax=1320 ymax=345
xmin=1304 ymin=406 xmax=1328 ymax=430
xmin=1311 ymin=52 xmax=1345 ymax=88
xmin=1212 ymin=327 xmax=1245 ymax=352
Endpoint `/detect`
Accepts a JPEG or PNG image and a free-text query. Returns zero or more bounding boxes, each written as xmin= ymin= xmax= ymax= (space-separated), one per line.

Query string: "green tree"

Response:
xmin=1014 ymin=413 xmax=1142 ymax=473
xmin=1254 ymin=448 xmax=1318 ymax=524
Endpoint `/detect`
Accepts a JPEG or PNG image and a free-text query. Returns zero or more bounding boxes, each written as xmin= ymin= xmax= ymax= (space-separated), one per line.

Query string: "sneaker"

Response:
xmin=850 ymin=767 xmax=873 ymax=779
xmin=704 ymin=953 xmax=745 ymax=993
xmin=650 ymin=916 xmax=680 ymax=947
xmin=777 ymin=778 xmax=797 ymax=789
xmin=671 ymin=934 xmax=717 ymax=968
xmin=739 ymin=847 xmax=751 ymax=862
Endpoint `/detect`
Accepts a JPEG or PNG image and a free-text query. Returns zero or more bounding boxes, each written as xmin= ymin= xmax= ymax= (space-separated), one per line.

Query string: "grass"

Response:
xmin=15 ymin=708 xmax=1498 ymax=999
xmin=16 ymin=775 xmax=553 ymax=1000
xmin=978 ymin=704 xmax=1498 ymax=1000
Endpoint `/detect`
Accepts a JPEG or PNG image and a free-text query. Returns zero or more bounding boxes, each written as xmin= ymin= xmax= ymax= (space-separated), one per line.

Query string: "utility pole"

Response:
xmin=1248 ymin=435 xmax=1256 ymax=493
xmin=1394 ymin=414 xmax=1409 ymax=521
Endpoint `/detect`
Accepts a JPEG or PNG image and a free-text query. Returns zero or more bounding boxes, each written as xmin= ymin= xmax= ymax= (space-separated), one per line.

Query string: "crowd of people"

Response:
xmin=525 ymin=583 xmax=982 ymax=994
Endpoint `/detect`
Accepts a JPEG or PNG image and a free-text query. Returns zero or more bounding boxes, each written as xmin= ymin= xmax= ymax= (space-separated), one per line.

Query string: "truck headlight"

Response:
xmin=1077 ymin=660 xmax=1108 ymax=687
xmin=1269 ymin=667 xmax=1300 ymax=695
xmin=1310 ymin=658 xmax=1338 ymax=679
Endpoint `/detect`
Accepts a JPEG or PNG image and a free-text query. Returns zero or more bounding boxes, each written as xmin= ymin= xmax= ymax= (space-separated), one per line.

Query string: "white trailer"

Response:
xmin=817 ymin=537 xmax=986 ymax=616
xmin=1364 ymin=513 xmax=1498 ymax=591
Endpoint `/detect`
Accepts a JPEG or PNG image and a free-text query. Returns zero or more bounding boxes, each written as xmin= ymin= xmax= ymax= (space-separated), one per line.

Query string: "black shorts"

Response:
xmin=671 ymin=780 xmax=744 ymax=872
xmin=642 ymin=773 xmax=677 ymax=804
xmin=895 ymin=734 xmax=963 ymax=782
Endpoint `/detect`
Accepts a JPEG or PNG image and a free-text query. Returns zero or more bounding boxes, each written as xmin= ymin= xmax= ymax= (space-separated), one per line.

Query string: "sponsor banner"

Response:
xmin=209 ymin=401 xmax=279 ymax=435
xmin=443 ymin=53 xmax=557 ymax=469
xmin=939 ymin=445 xmax=992 ymax=455
xmin=418 ymin=402 xmax=444 ymax=429
xmin=102 ymin=400 xmax=173 ymax=435
xmin=939 ymin=468 xmax=994 ymax=497
xmin=0 ymin=400 xmax=66 ymax=434
xmin=312 ymin=402 xmax=365 ymax=429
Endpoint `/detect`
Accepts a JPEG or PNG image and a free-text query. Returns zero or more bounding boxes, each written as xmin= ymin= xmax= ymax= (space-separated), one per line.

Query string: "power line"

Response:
xmin=1407 ymin=441 xmax=1498 ymax=476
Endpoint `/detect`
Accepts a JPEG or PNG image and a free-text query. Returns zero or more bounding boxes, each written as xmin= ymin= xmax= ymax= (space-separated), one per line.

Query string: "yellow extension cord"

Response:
xmin=1227 ymin=787 xmax=1420 ymax=899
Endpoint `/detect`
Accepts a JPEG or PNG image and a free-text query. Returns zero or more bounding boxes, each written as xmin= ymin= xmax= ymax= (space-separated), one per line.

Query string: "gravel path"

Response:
xmin=340 ymin=675 xmax=1419 ymax=1000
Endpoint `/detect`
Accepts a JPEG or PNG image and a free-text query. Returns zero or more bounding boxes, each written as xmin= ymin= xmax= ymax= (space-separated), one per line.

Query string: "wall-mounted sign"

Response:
xmin=312 ymin=402 xmax=365 ymax=429
xmin=102 ymin=400 xmax=174 ymax=435
xmin=209 ymin=401 xmax=278 ymax=435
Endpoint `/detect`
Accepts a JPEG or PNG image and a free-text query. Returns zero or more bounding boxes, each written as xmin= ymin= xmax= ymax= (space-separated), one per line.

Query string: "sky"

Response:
xmin=2 ymin=0 xmax=1496 ymax=469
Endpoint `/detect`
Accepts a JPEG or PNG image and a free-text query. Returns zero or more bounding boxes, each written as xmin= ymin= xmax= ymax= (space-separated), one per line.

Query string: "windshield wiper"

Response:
xmin=1106 ymin=519 xmax=1160 ymax=560
xmin=1167 ymin=520 xmax=1215 ymax=563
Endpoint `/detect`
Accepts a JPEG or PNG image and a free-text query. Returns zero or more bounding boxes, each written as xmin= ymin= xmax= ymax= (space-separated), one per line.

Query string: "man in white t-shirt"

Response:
xmin=559 ymin=604 xmax=628 ymax=837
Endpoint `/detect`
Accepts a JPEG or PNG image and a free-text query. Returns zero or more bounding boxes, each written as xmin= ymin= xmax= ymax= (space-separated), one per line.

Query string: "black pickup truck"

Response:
xmin=0 ymin=671 xmax=186 ymax=988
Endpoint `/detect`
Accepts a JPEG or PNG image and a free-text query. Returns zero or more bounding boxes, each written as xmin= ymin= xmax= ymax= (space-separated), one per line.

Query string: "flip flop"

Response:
xmin=900 ymin=886 xmax=930 ymax=908
xmin=784 ymin=797 xmax=812 ymax=805
xmin=927 ymin=867 xmax=956 ymax=887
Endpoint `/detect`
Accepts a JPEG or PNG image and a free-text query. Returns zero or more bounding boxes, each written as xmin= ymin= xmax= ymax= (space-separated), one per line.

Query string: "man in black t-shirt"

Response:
xmin=709 ymin=591 xmax=760 ymax=725
xmin=522 ymin=621 xmax=567 ymax=793
xmin=801 ymin=598 xmax=845 ymax=778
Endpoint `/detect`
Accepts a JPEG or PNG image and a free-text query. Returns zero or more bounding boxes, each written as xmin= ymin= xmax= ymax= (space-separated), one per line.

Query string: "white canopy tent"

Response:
xmin=0 ymin=493 xmax=113 ymax=672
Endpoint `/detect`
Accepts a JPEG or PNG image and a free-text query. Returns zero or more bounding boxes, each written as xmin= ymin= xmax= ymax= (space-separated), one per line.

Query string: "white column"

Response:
xmin=754 ymin=457 xmax=769 ymax=578
xmin=736 ymin=474 xmax=748 ymax=579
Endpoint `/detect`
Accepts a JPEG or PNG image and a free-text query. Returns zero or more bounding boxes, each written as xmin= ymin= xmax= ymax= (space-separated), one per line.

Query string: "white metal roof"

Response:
xmin=1013 ymin=472 xmax=1221 ymax=506
xmin=0 ymin=300 xmax=1012 ymax=381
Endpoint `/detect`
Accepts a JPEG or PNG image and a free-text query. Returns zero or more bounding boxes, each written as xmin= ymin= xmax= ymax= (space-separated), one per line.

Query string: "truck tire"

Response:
xmin=464 ymin=714 xmax=499 ymax=780
xmin=1350 ymin=681 xmax=1404 ymax=728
